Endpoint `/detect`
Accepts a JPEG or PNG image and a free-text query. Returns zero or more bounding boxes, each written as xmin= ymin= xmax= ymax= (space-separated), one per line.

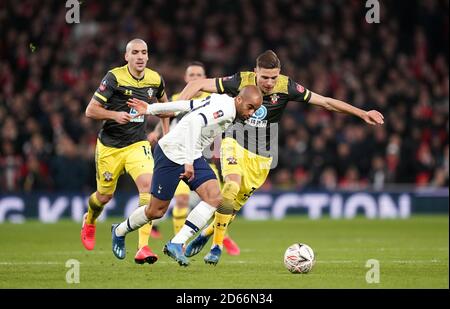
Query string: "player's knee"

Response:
xmin=151 ymin=209 xmax=166 ymax=220
xmin=146 ymin=204 xmax=166 ymax=220
xmin=175 ymin=195 xmax=189 ymax=208
xmin=96 ymin=192 xmax=113 ymax=204
xmin=205 ymin=195 xmax=222 ymax=208
xmin=144 ymin=205 xmax=154 ymax=219
xmin=137 ymin=179 xmax=152 ymax=191
xmin=222 ymin=181 xmax=240 ymax=200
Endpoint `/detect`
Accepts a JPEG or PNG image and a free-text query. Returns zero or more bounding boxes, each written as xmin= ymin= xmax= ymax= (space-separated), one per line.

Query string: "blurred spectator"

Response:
xmin=0 ymin=0 xmax=448 ymax=192
xmin=19 ymin=154 xmax=52 ymax=192
xmin=50 ymin=135 xmax=88 ymax=192
xmin=369 ymin=155 xmax=388 ymax=190
xmin=319 ymin=167 xmax=338 ymax=191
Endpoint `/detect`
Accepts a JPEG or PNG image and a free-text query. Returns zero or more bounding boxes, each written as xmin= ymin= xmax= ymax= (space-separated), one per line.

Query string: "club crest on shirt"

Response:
xmin=270 ymin=93 xmax=279 ymax=104
xmin=103 ymin=171 xmax=113 ymax=182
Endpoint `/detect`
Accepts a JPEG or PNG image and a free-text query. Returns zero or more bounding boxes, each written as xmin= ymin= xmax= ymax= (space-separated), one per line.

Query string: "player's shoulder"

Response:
xmin=195 ymin=91 xmax=211 ymax=100
xmin=171 ymin=92 xmax=181 ymax=101
xmin=272 ymin=73 xmax=290 ymax=94
xmin=108 ymin=64 xmax=126 ymax=77
xmin=210 ymin=93 xmax=234 ymax=109
xmin=143 ymin=67 xmax=163 ymax=85
xmin=108 ymin=65 xmax=162 ymax=87
xmin=108 ymin=65 xmax=129 ymax=85
xmin=237 ymin=71 xmax=257 ymax=90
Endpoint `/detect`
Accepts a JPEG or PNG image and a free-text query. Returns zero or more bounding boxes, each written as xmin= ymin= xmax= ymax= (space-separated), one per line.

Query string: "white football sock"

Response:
xmin=171 ymin=201 xmax=216 ymax=244
xmin=115 ymin=206 xmax=151 ymax=237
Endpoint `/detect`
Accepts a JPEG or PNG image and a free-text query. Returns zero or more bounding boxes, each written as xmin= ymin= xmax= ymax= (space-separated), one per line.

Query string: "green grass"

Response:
xmin=0 ymin=216 xmax=447 ymax=288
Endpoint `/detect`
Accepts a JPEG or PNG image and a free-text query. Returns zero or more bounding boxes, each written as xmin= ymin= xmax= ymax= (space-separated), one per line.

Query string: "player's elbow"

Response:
xmin=85 ymin=105 xmax=94 ymax=118
xmin=85 ymin=102 xmax=97 ymax=119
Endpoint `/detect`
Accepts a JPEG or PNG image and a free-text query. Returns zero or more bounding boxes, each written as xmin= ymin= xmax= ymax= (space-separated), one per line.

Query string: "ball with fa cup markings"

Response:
xmin=284 ymin=243 xmax=315 ymax=274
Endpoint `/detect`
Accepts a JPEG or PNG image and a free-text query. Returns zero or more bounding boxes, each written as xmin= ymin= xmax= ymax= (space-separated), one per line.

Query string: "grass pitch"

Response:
xmin=0 ymin=216 xmax=447 ymax=288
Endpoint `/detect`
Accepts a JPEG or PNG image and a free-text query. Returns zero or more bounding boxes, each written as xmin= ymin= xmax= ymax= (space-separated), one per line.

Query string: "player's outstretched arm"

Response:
xmin=85 ymin=98 xmax=132 ymax=124
xmin=178 ymin=78 xmax=218 ymax=100
xmin=127 ymin=98 xmax=195 ymax=117
xmin=309 ymin=92 xmax=384 ymax=125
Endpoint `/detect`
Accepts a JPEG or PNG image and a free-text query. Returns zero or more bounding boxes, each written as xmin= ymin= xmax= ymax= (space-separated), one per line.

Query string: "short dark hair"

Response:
xmin=256 ymin=50 xmax=281 ymax=69
xmin=187 ymin=61 xmax=206 ymax=70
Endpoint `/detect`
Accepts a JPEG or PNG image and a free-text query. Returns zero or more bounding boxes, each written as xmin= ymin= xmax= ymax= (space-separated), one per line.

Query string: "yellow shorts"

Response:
xmin=95 ymin=139 xmax=154 ymax=195
xmin=220 ymin=137 xmax=272 ymax=209
xmin=174 ymin=162 xmax=222 ymax=196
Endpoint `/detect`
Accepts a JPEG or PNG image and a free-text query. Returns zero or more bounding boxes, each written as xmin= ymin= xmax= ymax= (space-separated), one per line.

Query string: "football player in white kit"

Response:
xmin=111 ymin=85 xmax=262 ymax=266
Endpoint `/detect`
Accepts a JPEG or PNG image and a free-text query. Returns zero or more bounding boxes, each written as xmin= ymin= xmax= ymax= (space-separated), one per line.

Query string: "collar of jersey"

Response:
xmin=126 ymin=65 xmax=145 ymax=82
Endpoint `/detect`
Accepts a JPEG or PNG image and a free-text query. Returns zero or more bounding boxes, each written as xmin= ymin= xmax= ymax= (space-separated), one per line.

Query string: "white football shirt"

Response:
xmin=147 ymin=93 xmax=236 ymax=165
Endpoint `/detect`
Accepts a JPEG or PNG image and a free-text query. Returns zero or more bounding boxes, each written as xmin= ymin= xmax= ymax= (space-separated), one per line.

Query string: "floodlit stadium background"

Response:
xmin=1 ymin=1 xmax=448 ymax=220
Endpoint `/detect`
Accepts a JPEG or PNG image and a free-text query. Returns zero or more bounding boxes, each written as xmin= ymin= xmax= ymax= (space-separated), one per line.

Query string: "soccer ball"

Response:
xmin=283 ymin=243 xmax=315 ymax=274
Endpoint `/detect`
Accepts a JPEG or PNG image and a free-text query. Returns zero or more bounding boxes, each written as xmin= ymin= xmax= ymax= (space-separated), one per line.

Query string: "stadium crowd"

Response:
xmin=0 ymin=0 xmax=448 ymax=193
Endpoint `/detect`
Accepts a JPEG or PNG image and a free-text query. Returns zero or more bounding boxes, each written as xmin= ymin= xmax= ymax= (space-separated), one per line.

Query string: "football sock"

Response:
xmin=86 ymin=192 xmax=106 ymax=224
xmin=212 ymin=212 xmax=232 ymax=248
xmin=172 ymin=205 xmax=189 ymax=235
xmin=137 ymin=193 xmax=152 ymax=249
xmin=211 ymin=181 xmax=239 ymax=248
xmin=171 ymin=201 xmax=216 ymax=244
xmin=201 ymin=221 xmax=214 ymax=237
xmin=115 ymin=205 xmax=150 ymax=237
xmin=202 ymin=185 xmax=242 ymax=236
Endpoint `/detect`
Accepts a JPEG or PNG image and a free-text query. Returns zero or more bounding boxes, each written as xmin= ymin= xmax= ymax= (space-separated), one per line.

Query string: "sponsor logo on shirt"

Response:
xmin=245 ymin=105 xmax=268 ymax=127
xmin=129 ymin=108 xmax=144 ymax=123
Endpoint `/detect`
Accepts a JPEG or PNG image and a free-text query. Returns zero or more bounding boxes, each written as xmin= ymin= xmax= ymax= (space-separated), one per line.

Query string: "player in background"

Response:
xmin=169 ymin=62 xmax=240 ymax=255
xmin=82 ymin=39 xmax=169 ymax=265
xmin=111 ymin=86 xmax=263 ymax=266
xmin=177 ymin=50 xmax=385 ymax=265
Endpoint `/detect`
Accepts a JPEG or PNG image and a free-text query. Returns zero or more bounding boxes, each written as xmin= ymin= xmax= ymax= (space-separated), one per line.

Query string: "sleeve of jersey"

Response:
xmin=287 ymin=78 xmax=312 ymax=103
xmin=93 ymin=72 xmax=117 ymax=106
xmin=146 ymin=98 xmax=205 ymax=115
xmin=156 ymin=75 xmax=166 ymax=99
xmin=215 ymin=73 xmax=241 ymax=96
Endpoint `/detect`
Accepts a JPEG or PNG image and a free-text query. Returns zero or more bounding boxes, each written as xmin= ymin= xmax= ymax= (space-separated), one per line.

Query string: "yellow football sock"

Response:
xmin=86 ymin=193 xmax=105 ymax=224
xmin=223 ymin=213 xmax=237 ymax=237
xmin=212 ymin=181 xmax=240 ymax=247
xmin=212 ymin=212 xmax=232 ymax=247
xmin=202 ymin=221 xmax=215 ymax=237
xmin=172 ymin=205 xmax=189 ymax=235
xmin=138 ymin=222 xmax=152 ymax=249
xmin=137 ymin=193 xmax=151 ymax=249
